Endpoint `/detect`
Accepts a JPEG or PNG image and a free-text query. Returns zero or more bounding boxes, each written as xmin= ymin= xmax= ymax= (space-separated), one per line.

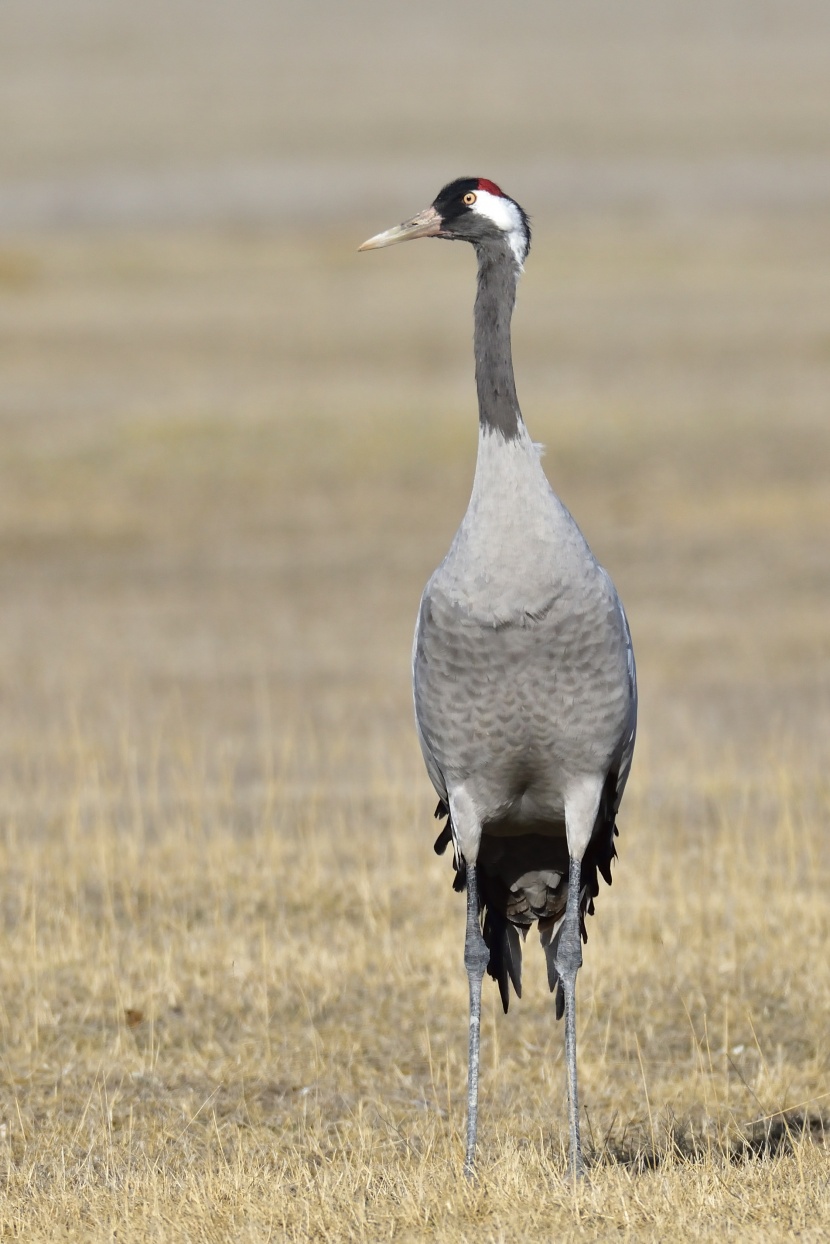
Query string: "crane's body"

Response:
xmin=360 ymin=178 xmax=637 ymax=1180
xmin=415 ymin=425 xmax=633 ymax=858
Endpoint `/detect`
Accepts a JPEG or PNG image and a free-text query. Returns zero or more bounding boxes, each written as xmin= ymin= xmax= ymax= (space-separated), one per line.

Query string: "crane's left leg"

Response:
xmin=555 ymin=855 xmax=584 ymax=1180
xmin=463 ymin=862 xmax=489 ymax=1177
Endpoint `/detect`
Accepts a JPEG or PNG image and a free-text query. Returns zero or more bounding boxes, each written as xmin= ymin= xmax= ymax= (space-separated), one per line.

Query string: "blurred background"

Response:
xmin=1 ymin=0 xmax=829 ymax=831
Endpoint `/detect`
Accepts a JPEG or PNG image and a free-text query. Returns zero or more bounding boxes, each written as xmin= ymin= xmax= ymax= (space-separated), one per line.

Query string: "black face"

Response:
xmin=430 ymin=178 xmax=531 ymax=258
xmin=431 ymin=178 xmax=482 ymax=229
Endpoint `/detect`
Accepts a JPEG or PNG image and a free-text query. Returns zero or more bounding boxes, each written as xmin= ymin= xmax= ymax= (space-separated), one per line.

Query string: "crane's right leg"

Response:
xmin=557 ymin=778 xmax=604 ymax=1182
xmin=463 ymin=862 xmax=489 ymax=1178
xmin=555 ymin=855 xmax=584 ymax=1181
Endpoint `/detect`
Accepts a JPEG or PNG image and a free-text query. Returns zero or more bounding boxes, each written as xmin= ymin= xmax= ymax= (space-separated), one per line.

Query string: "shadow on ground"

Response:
xmin=596 ymin=1110 xmax=829 ymax=1173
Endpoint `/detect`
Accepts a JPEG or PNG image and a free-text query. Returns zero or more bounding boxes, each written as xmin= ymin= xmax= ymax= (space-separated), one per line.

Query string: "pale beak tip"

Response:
xmin=358 ymin=230 xmax=392 ymax=252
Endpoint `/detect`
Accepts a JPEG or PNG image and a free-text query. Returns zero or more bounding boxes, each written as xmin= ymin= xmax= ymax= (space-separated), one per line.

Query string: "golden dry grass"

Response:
xmin=0 ymin=209 xmax=829 ymax=1240
xmin=2 ymin=734 xmax=830 ymax=1240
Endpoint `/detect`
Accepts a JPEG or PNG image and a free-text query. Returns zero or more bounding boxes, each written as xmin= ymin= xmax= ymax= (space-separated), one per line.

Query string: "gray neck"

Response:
xmin=473 ymin=240 xmax=524 ymax=439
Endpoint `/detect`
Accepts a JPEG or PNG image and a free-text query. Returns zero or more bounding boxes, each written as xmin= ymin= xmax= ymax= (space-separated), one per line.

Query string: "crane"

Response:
xmin=359 ymin=178 xmax=637 ymax=1180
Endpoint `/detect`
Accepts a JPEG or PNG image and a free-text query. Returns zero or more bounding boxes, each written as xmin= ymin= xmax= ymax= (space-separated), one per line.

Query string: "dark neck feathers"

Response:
xmin=473 ymin=239 xmax=524 ymax=440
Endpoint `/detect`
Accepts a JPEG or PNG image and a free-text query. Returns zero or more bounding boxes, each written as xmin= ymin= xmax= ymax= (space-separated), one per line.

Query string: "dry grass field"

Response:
xmin=2 ymin=2 xmax=830 ymax=1239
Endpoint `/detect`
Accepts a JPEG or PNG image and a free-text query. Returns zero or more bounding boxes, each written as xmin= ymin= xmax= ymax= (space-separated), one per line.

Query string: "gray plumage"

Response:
xmin=360 ymin=177 xmax=637 ymax=1180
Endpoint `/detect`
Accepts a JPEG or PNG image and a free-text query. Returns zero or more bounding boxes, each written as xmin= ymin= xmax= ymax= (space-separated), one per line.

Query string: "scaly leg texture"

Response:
xmin=555 ymin=855 xmax=584 ymax=1180
xmin=463 ymin=863 xmax=489 ymax=1177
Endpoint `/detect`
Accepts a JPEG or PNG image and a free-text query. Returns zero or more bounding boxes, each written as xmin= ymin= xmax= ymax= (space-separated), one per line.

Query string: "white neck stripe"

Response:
xmin=471 ymin=189 xmax=527 ymax=267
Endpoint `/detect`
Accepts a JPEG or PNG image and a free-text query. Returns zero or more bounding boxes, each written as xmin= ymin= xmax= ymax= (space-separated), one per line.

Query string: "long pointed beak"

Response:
xmin=358 ymin=205 xmax=443 ymax=251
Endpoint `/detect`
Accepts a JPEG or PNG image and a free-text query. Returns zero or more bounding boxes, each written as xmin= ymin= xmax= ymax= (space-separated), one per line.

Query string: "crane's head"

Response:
xmin=359 ymin=178 xmax=531 ymax=269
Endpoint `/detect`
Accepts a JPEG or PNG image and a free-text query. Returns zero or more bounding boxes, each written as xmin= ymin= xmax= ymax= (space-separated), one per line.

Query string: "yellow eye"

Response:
xmin=463 ymin=192 xmax=477 ymax=205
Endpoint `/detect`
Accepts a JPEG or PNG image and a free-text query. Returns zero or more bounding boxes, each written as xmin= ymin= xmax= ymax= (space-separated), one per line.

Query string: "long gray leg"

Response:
xmin=463 ymin=862 xmax=489 ymax=1178
xmin=554 ymin=855 xmax=585 ymax=1180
